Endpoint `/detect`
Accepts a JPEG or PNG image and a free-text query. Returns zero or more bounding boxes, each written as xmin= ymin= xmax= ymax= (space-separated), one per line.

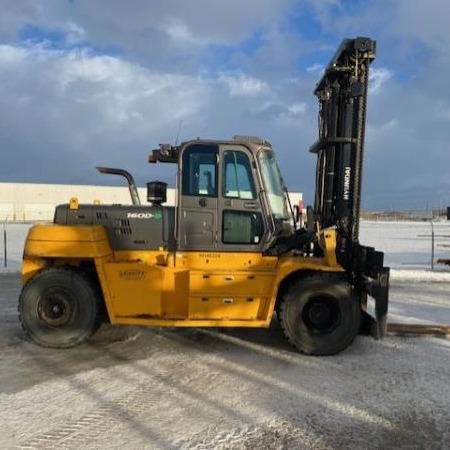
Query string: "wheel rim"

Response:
xmin=37 ymin=288 xmax=75 ymax=327
xmin=302 ymin=295 xmax=341 ymax=334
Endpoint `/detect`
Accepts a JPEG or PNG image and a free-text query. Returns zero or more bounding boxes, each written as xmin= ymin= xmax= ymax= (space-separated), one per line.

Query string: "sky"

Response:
xmin=0 ymin=0 xmax=449 ymax=210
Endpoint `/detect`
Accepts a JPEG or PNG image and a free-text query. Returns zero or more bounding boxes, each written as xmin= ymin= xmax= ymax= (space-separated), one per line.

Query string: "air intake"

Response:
xmin=147 ymin=181 xmax=167 ymax=205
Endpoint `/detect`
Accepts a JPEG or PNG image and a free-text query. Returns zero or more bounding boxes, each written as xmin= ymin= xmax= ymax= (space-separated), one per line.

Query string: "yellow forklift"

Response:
xmin=19 ymin=37 xmax=389 ymax=355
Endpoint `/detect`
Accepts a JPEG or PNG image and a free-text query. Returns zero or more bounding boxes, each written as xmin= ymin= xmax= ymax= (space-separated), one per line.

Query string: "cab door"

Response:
xmin=178 ymin=143 xmax=218 ymax=250
xmin=217 ymin=144 xmax=266 ymax=252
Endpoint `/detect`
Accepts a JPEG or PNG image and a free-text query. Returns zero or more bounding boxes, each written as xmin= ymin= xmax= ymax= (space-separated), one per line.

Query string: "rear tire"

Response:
xmin=19 ymin=268 xmax=101 ymax=348
xmin=279 ymin=274 xmax=360 ymax=355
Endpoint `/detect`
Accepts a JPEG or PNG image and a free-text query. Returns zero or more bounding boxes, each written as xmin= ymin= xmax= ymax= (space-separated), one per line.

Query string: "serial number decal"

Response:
xmin=198 ymin=253 xmax=221 ymax=259
xmin=119 ymin=270 xmax=146 ymax=280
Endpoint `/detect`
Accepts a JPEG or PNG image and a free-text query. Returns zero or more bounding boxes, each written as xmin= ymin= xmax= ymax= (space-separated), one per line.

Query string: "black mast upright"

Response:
xmin=310 ymin=37 xmax=376 ymax=270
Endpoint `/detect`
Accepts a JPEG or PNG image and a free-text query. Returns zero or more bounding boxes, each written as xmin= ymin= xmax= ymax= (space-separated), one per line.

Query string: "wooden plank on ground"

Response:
xmin=388 ymin=323 xmax=450 ymax=338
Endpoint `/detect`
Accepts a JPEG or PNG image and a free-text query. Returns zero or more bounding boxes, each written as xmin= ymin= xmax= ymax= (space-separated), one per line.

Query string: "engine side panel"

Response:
xmin=54 ymin=204 xmax=176 ymax=251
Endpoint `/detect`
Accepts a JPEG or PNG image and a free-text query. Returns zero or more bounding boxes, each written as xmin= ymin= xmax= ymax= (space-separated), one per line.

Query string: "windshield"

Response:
xmin=257 ymin=149 xmax=290 ymax=219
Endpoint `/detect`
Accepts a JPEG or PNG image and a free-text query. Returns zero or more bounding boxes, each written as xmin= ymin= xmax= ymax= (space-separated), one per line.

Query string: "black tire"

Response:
xmin=18 ymin=267 xmax=101 ymax=348
xmin=279 ymin=274 xmax=360 ymax=356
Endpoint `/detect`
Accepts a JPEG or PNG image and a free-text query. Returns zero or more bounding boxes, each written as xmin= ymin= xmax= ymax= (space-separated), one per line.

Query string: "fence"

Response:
xmin=360 ymin=219 xmax=450 ymax=271
xmin=361 ymin=209 xmax=448 ymax=222
xmin=417 ymin=221 xmax=450 ymax=270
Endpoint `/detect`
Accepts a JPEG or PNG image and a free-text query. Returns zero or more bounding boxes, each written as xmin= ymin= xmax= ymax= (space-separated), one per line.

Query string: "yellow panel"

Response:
xmin=27 ymin=224 xmax=107 ymax=242
xmin=22 ymin=258 xmax=49 ymax=284
xmin=113 ymin=250 xmax=171 ymax=266
xmin=174 ymin=251 xmax=278 ymax=270
xmin=319 ymin=227 xmax=338 ymax=266
xmin=190 ymin=272 xmax=274 ymax=296
xmin=113 ymin=317 xmax=269 ymax=328
xmin=24 ymin=224 xmax=111 ymax=258
xmin=102 ymin=262 xmax=191 ymax=319
xmin=161 ymin=267 xmax=190 ymax=318
xmin=103 ymin=262 xmax=164 ymax=317
xmin=189 ymin=296 xmax=262 ymax=320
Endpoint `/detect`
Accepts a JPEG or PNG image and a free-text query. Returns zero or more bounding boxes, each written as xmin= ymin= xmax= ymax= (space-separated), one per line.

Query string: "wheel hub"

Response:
xmin=303 ymin=296 xmax=340 ymax=333
xmin=37 ymin=290 xmax=72 ymax=327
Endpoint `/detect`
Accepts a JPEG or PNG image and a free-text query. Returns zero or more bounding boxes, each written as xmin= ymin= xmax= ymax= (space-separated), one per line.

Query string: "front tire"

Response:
xmin=19 ymin=268 xmax=101 ymax=348
xmin=279 ymin=274 xmax=360 ymax=356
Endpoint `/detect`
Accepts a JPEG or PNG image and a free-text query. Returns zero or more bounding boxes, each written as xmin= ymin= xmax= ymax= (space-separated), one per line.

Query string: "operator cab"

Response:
xmin=150 ymin=136 xmax=294 ymax=253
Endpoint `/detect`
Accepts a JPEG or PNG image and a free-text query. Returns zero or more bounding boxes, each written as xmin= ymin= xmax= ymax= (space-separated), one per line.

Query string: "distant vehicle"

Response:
xmin=19 ymin=37 xmax=389 ymax=355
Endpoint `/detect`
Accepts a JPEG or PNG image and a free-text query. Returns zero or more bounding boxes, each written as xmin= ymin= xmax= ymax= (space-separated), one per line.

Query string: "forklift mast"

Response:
xmin=310 ymin=37 xmax=375 ymax=270
xmin=310 ymin=37 xmax=389 ymax=337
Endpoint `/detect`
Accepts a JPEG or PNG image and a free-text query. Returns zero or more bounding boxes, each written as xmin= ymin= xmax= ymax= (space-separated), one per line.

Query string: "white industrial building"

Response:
xmin=0 ymin=182 xmax=302 ymax=222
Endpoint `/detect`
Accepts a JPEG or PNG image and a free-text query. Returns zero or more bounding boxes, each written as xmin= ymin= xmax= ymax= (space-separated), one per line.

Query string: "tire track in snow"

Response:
xmin=16 ymin=348 xmax=227 ymax=449
xmin=175 ymin=420 xmax=329 ymax=450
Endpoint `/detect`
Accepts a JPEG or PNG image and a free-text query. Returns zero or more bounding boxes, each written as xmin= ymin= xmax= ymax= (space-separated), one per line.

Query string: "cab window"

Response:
xmin=182 ymin=145 xmax=218 ymax=197
xmin=222 ymin=211 xmax=264 ymax=244
xmin=223 ymin=151 xmax=256 ymax=200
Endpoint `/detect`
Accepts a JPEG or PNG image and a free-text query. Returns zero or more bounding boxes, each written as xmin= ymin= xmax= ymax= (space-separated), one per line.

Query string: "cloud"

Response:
xmin=162 ymin=17 xmax=205 ymax=48
xmin=0 ymin=0 xmax=294 ymax=52
xmin=394 ymin=0 xmax=450 ymax=53
xmin=369 ymin=67 xmax=393 ymax=94
xmin=219 ymin=74 xmax=270 ymax=97
xmin=306 ymin=63 xmax=323 ymax=74
xmin=435 ymin=102 xmax=450 ymax=121
xmin=0 ymin=40 xmax=315 ymax=190
xmin=2 ymin=0 xmax=450 ymax=210
xmin=64 ymin=21 xmax=86 ymax=45
xmin=276 ymin=102 xmax=308 ymax=125
xmin=0 ymin=43 xmax=211 ymax=184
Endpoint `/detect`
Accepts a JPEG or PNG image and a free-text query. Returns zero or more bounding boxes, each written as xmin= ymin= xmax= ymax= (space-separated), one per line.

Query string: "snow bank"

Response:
xmin=391 ymin=269 xmax=450 ymax=283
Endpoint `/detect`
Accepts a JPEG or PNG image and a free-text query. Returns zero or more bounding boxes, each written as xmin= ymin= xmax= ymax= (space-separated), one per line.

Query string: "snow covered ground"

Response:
xmin=1 ymin=220 xmax=449 ymax=449
xmin=360 ymin=220 xmax=450 ymax=271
